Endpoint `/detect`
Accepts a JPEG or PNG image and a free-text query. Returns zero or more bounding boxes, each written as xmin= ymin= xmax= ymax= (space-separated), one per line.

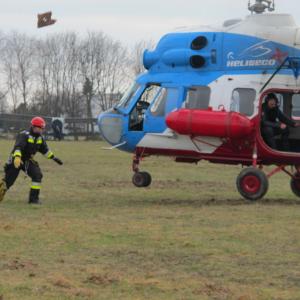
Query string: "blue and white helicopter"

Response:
xmin=98 ymin=0 xmax=300 ymax=201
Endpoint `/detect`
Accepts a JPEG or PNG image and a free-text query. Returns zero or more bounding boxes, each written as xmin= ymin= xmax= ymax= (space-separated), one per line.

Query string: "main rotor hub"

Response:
xmin=248 ymin=0 xmax=275 ymax=14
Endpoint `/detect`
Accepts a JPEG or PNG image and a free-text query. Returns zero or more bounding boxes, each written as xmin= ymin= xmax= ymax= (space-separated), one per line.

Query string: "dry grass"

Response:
xmin=0 ymin=140 xmax=299 ymax=299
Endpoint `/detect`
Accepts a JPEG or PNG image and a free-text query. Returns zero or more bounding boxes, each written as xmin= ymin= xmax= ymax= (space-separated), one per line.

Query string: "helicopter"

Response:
xmin=98 ymin=0 xmax=300 ymax=201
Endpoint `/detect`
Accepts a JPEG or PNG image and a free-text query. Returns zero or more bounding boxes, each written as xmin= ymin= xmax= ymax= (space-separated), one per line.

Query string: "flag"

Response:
xmin=37 ymin=11 xmax=56 ymax=28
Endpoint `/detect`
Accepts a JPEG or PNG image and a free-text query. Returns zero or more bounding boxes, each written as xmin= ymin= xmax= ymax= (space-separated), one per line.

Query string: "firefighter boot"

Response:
xmin=0 ymin=180 xmax=7 ymax=202
xmin=28 ymin=188 xmax=41 ymax=204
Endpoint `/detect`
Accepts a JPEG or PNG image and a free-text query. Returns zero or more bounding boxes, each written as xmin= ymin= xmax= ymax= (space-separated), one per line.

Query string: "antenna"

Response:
xmin=248 ymin=0 xmax=275 ymax=14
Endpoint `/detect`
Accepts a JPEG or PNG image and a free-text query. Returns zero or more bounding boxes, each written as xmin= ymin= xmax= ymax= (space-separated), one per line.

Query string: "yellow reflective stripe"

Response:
xmin=31 ymin=185 xmax=41 ymax=190
xmin=13 ymin=150 xmax=22 ymax=157
xmin=45 ymin=151 xmax=54 ymax=159
xmin=27 ymin=138 xmax=34 ymax=143
xmin=31 ymin=182 xmax=41 ymax=190
xmin=37 ymin=137 xmax=43 ymax=144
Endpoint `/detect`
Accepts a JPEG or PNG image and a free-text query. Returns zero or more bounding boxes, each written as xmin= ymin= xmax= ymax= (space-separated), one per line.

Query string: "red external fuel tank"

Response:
xmin=166 ymin=108 xmax=254 ymax=139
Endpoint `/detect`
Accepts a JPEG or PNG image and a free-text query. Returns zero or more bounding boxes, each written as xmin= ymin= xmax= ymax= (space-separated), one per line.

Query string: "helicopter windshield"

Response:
xmin=116 ymin=82 xmax=140 ymax=109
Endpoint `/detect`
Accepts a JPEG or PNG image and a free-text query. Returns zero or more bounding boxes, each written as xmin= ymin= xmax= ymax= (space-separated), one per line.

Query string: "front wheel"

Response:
xmin=236 ymin=167 xmax=269 ymax=201
xmin=132 ymin=172 xmax=152 ymax=188
xmin=290 ymin=173 xmax=300 ymax=197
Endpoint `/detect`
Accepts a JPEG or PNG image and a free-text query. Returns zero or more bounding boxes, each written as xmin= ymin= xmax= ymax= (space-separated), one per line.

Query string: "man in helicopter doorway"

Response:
xmin=261 ymin=93 xmax=300 ymax=151
xmin=0 ymin=117 xmax=63 ymax=204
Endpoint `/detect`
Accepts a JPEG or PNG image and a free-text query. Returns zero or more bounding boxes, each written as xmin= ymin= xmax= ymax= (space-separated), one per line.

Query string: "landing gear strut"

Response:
xmin=290 ymin=172 xmax=300 ymax=197
xmin=132 ymin=152 xmax=152 ymax=188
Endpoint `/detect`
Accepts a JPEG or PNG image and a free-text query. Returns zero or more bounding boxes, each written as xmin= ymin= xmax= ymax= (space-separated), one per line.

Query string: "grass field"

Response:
xmin=0 ymin=140 xmax=300 ymax=299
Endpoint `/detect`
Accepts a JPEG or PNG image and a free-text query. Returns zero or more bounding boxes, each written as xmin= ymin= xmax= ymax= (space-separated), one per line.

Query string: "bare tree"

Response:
xmin=95 ymin=37 xmax=128 ymax=111
xmin=34 ymin=32 xmax=82 ymax=117
xmin=79 ymin=31 xmax=104 ymax=119
xmin=2 ymin=32 xmax=36 ymax=111
xmin=0 ymin=31 xmax=9 ymax=112
xmin=0 ymin=30 xmax=135 ymax=118
xmin=79 ymin=32 xmax=128 ymax=113
xmin=82 ymin=77 xmax=94 ymax=134
xmin=34 ymin=38 xmax=54 ymax=114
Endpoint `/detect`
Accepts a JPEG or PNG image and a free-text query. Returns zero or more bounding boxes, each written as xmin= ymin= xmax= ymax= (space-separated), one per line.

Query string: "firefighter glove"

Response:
xmin=14 ymin=156 xmax=22 ymax=169
xmin=53 ymin=157 xmax=63 ymax=165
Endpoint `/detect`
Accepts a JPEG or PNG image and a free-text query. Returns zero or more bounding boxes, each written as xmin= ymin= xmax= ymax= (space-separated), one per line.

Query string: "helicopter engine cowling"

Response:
xmin=166 ymin=108 xmax=254 ymax=139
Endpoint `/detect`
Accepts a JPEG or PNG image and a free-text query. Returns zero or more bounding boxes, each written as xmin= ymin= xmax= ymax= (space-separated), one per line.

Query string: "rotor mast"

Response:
xmin=248 ymin=0 xmax=275 ymax=14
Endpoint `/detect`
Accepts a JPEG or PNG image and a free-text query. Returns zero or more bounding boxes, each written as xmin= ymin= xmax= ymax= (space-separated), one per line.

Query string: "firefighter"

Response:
xmin=0 ymin=117 xmax=63 ymax=204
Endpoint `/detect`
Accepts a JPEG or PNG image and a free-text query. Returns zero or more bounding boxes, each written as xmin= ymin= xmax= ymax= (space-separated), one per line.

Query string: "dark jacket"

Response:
xmin=11 ymin=128 xmax=54 ymax=161
xmin=261 ymin=103 xmax=296 ymax=129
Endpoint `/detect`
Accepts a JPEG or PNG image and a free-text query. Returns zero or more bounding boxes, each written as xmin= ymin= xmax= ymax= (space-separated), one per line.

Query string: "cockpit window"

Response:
xmin=185 ymin=86 xmax=211 ymax=109
xmin=117 ymin=82 xmax=140 ymax=109
xmin=139 ymin=84 xmax=161 ymax=105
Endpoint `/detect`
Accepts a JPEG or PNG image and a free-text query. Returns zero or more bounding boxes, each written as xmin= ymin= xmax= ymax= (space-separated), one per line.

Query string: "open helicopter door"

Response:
xmin=258 ymin=57 xmax=300 ymax=154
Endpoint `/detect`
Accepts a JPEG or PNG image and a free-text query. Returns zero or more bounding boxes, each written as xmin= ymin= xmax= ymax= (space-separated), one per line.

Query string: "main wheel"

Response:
xmin=290 ymin=173 xmax=300 ymax=197
xmin=236 ymin=167 xmax=269 ymax=201
xmin=132 ymin=172 xmax=152 ymax=187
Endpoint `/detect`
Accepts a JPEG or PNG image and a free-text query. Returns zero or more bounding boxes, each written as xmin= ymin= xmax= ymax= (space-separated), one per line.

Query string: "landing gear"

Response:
xmin=132 ymin=151 xmax=152 ymax=188
xmin=132 ymin=171 xmax=152 ymax=187
xmin=236 ymin=167 xmax=269 ymax=201
xmin=290 ymin=173 xmax=300 ymax=197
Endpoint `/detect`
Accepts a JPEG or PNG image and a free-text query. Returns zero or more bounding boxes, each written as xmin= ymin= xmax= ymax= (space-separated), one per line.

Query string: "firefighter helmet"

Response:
xmin=31 ymin=117 xmax=46 ymax=129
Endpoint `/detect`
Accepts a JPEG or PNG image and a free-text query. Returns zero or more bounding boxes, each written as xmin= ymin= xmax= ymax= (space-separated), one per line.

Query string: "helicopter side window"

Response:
xmin=292 ymin=94 xmax=300 ymax=118
xmin=150 ymin=88 xmax=168 ymax=116
xmin=185 ymin=86 xmax=211 ymax=109
xmin=129 ymin=84 xmax=161 ymax=131
xmin=230 ymin=88 xmax=256 ymax=116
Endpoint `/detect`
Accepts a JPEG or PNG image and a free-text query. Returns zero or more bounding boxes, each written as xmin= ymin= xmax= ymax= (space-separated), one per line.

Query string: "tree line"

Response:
xmin=0 ymin=31 xmax=154 ymax=118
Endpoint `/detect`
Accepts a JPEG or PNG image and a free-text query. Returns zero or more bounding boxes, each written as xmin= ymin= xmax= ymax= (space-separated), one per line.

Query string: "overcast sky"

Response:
xmin=0 ymin=0 xmax=299 ymax=46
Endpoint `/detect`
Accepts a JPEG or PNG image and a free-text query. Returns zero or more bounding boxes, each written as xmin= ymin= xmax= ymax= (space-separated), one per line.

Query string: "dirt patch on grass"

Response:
xmin=72 ymin=287 xmax=94 ymax=298
xmin=50 ymin=275 xmax=95 ymax=298
xmin=237 ymin=296 xmax=253 ymax=300
xmin=97 ymin=181 xmax=130 ymax=188
xmin=2 ymin=224 xmax=14 ymax=231
xmin=85 ymin=273 xmax=119 ymax=286
xmin=153 ymin=180 xmax=230 ymax=189
xmin=77 ymin=180 xmax=130 ymax=189
xmin=143 ymin=197 xmax=247 ymax=207
xmin=193 ymin=282 xmax=232 ymax=299
xmin=137 ymin=197 xmax=300 ymax=207
xmin=51 ymin=276 xmax=73 ymax=289
xmin=3 ymin=259 xmax=38 ymax=271
xmin=261 ymin=198 xmax=300 ymax=205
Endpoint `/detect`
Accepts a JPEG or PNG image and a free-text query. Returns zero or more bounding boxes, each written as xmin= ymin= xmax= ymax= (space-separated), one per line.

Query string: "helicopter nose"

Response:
xmin=98 ymin=112 xmax=123 ymax=145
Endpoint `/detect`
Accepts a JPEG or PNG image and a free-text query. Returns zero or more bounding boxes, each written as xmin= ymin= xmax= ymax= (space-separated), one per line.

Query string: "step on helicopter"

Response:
xmin=98 ymin=0 xmax=300 ymax=201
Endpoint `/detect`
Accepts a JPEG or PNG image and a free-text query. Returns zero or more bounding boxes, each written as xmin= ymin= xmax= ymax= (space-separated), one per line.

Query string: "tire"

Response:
xmin=290 ymin=173 xmax=300 ymax=197
xmin=132 ymin=172 xmax=152 ymax=187
xmin=141 ymin=172 xmax=152 ymax=187
xmin=236 ymin=167 xmax=269 ymax=201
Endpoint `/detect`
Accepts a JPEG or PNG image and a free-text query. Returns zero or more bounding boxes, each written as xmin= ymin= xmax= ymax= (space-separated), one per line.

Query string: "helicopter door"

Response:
xmin=128 ymin=84 xmax=161 ymax=132
xmin=144 ymin=87 xmax=180 ymax=133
